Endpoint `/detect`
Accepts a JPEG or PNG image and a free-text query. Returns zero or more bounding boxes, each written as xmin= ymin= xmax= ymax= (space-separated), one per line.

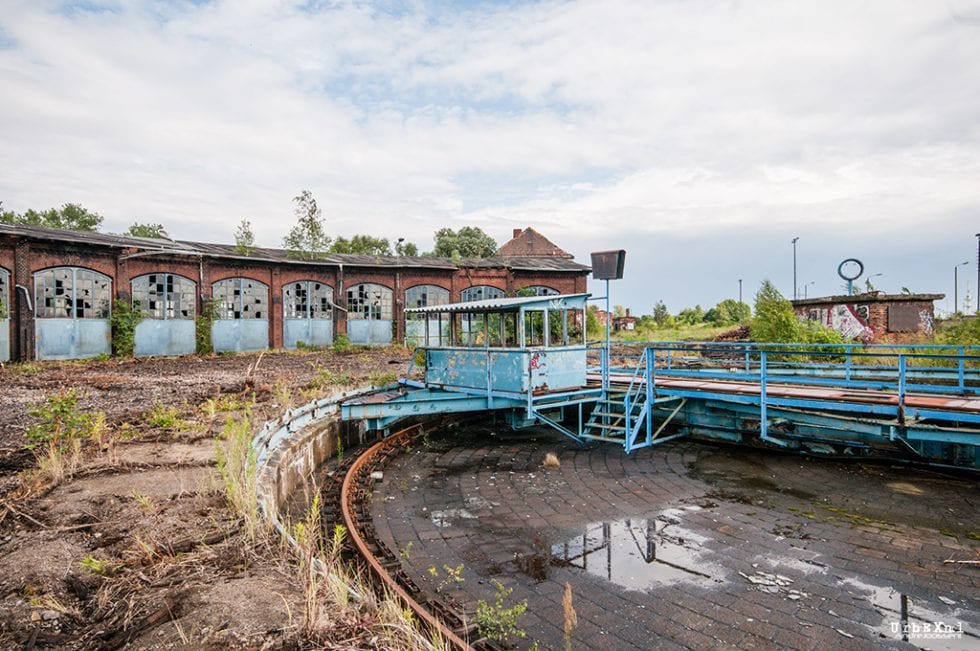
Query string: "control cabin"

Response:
xmin=404 ymin=293 xmax=591 ymax=397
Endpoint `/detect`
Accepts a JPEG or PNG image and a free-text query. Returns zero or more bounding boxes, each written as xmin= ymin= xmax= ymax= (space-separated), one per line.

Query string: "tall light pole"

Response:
xmin=804 ymin=281 xmax=815 ymax=300
xmin=738 ymin=279 xmax=743 ymax=304
xmin=976 ymin=233 xmax=979 ymax=313
xmin=955 ymin=261 xmax=969 ymax=314
xmin=792 ymin=237 xmax=799 ymax=300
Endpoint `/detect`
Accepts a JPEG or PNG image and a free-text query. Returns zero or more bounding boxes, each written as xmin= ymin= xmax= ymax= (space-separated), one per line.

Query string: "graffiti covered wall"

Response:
xmin=794 ymin=294 xmax=942 ymax=344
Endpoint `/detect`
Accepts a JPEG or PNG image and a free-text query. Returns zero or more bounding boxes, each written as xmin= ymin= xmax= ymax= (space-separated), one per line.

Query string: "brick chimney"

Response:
xmin=513 ymin=228 xmax=522 ymax=239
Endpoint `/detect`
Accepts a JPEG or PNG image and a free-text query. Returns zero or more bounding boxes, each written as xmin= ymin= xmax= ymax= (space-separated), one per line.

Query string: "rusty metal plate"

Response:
xmin=887 ymin=304 xmax=921 ymax=332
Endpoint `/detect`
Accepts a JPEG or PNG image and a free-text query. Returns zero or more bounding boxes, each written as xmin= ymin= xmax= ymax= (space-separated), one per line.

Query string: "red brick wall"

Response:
xmin=0 ymin=236 xmax=589 ymax=359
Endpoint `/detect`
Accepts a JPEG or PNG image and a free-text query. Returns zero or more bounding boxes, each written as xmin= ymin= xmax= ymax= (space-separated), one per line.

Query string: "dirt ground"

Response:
xmin=0 ymin=347 xmax=410 ymax=649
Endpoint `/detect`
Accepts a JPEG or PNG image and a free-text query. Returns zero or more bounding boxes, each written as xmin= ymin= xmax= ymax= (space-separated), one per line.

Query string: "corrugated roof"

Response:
xmin=406 ymin=293 xmax=590 ymax=314
xmin=0 ymin=223 xmax=590 ymax=273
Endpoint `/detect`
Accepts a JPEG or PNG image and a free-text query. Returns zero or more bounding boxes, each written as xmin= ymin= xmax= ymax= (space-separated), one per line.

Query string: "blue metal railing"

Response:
xmin=590 ymin=342 xmax=980 ymax=398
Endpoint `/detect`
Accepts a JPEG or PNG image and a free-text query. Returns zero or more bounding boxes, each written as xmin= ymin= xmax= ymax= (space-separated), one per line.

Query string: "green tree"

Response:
xmin=705 ymin=299 xmax=751 ymax=326
xmin=283 ymin=190 xmax=330 ymax=260
xmin=330 ymin=234 xmax=392 ymax=255
xmin=750 ymin=280 xmax=800 ymax=342
xmin=677 ymin=305 xmax=705 ymax=325
xmin=431 ymin=226 xmax=497 ymax=258
xmin=652 ymin=301 xmax=670 ymax=327
xmin=395 ymin=239 xmax=419 ymax=256
xmin=125 ymin=222 xmax=168 ymax=239
xmin=234 ymin=219 xmax=255 ymax=256
xmin=1 ymin=202 xmax=102 ymax=232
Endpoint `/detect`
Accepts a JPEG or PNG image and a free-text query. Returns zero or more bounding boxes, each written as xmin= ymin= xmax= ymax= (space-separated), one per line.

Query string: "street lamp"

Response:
xmin=791 ymin=237 xmax=799 ymax=300
xmin=738 ymin=279 xmax=743 ymax=304
xmin=804 ymin=281 xmax=815 ymax=300
xmin=955 ymin=261 xmax=970 ymax=314
xmin=867 ymin=273 xmax=882 ymax=293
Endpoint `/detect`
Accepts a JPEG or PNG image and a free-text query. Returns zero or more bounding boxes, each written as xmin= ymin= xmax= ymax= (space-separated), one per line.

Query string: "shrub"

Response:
xmin=26 ymin=388 xmax=96 ymax=484
xmin=332 ymin=333 xmax=352 ymax=353
xmin=110 ymin=299 xmax=143 ymax=357
xmin=941 ymin=316 xmax=980 ymax=346
xmin=196 ymin=298 xmax=219 ymax=354
xmin=474 ymin=579 xmax=527 ymax=642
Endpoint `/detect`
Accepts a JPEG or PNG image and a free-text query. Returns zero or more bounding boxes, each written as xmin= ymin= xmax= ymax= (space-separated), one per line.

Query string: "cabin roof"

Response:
xmin=406 ymin=293 xmax=590 ymax=314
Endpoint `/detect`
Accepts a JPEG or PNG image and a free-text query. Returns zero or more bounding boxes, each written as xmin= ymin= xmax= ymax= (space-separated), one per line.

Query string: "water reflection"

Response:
xmin=552 ymin=516 xmax=713 ymax=591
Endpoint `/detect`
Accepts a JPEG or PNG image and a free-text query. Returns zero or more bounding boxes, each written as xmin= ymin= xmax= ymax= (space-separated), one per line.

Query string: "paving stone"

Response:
xmin=370 ymin=430 xmax=980 ymax=650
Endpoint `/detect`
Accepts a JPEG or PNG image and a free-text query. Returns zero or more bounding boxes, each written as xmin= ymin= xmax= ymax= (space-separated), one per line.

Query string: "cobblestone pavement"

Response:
xmin=371 ymin=424 xmax=979 ymax=650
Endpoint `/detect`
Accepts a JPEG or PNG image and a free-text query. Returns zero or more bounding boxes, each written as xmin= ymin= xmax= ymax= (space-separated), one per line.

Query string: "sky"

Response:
xmin=1 ymin=0 xmax=979 ymax=316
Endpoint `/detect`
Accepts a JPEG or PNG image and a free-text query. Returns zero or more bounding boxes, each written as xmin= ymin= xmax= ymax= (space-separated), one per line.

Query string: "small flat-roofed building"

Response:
xmin=792 ymin=292 xmax=943 ymax=343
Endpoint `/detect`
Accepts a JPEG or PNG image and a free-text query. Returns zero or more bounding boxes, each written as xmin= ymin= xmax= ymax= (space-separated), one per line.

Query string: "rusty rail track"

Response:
xmin=327 ymin=418 xmax=488 ymax=651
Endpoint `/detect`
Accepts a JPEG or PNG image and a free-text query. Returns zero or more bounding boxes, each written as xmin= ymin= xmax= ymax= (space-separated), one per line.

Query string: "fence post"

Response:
xmin=958 ymin=346 xmax=965 ymax=394
xmin=898 ymin=354 xmax=907 ymax=419
xmin=646 ymin=346 xmax=654 ymax=446
xmin=760 ymin=351 xmax=768 ymax=440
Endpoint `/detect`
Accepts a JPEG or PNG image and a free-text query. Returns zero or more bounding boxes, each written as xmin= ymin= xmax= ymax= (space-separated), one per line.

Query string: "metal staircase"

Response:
xmin=581 ymin=348 xmax=688 ymax=452
xmin=583 ymin=351 xmax=651 ymax=451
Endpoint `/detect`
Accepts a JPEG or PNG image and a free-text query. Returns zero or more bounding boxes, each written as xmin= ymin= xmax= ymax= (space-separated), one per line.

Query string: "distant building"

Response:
xmin=496 ymin=227 xmax=575 ymax=259
xmin=595 ymin=308 xmax=636 ymax=332
xmin=0 ymin=223 xmax=590 ymax=362
xmin=792 ymin=292 xmax=942 ymax=343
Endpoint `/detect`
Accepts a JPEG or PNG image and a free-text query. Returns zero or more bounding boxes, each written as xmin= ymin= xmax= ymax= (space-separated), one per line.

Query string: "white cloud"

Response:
xmin=0 ymin=0 xmax=977 ymax=308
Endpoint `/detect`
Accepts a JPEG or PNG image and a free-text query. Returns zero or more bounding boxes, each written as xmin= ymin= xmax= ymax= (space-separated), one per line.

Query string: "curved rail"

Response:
xmin=339 ymin=420 xmax=476 ymax=651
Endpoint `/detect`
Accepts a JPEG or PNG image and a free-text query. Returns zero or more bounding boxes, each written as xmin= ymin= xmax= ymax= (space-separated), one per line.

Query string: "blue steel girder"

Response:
xmin=649 ymin=395 xmax=980 ymax=448
xmin=341 ymin=388 xmax=525 ymax=431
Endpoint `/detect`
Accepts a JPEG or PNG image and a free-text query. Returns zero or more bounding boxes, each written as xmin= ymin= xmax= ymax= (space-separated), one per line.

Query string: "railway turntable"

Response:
xmin=340 ymin=293 xmax=980 ymax=471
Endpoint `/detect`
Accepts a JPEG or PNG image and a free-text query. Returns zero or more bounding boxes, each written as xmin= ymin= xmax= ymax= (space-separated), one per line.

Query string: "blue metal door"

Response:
xmin=34 ymin=267 xmax=112 ymax=360
xmin=211 ymin=277 xmax=269 ymax=353
xmin=283 ymin=281 xmax=333 ymax=349
xmin=132 ymin=274 xmax=197 ymax=357
xmin=346 ymin=283 xmax=392 ymax=345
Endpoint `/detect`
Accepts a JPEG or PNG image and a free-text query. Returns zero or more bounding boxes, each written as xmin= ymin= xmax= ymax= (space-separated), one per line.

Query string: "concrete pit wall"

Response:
xmin=254 ymin=388 xmax=378 ymax=533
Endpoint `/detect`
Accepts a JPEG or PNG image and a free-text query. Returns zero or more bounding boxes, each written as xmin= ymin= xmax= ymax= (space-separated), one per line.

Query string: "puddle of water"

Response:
xmin=839 ymin=576 xmax=976 ymax=651
xmin=551 ymin=508 xmax=719 ymax=591
xmin=430 ymin=508 xmax=476 ymax=528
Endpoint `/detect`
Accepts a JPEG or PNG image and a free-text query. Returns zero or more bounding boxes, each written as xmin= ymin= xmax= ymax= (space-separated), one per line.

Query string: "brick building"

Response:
xmin=792 ymin=292 xmax=942 ymax=344
xmin=0 ymin=224 xmax=589 ymax=361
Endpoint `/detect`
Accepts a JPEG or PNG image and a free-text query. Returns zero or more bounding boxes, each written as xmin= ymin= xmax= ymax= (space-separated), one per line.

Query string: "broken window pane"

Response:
xmin=0 ymin=268 xmax=8 ymax=318
xmin=284 ymin=281 xmax=333 ymax=320
xmin=34 ymin=267 xmax=112 ymax=319
xmin=131 ymin=274 xmax=196 ymax=320
xmin=212 ymin=278 xmax=269 ymax=320
xmin=346 ymin=283 xmax=392 ymax=320
xmin=461 ymin=285 xmax=505 ymax=302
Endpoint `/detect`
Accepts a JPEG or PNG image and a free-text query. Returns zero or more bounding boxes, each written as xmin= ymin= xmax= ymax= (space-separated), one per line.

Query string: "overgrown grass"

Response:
xmin=618 ymin=322 xmax=732 ymax=342
xmin=146 ymin=402 xmax=189 ymax=431
xmin=25 ymin=388 xmax=105 ymax=485
xmin=215 ymin=410 xmax=260 ymax=543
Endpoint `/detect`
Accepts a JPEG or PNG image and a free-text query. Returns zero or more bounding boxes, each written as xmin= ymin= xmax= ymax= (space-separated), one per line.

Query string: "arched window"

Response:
xmin=131 ymin=274 xmax=196 ymax=319
xmin=347 ymin=283 xmax=392 ymax=320
xmin=461 ymin=285 xmax=505 ymax=302
xmin=35 ymin=267 xmax=112 ymax=319
xmin=405 ymin=285 xmax=450 ymax=347
xmin=405 ymin=284 xmax=449 ymax=308
xmin=284 ymin=281 xmax=333 ymax=320
xmin=519 ymin=285 xmax=559 ymax=297
xmin=212 ymin=278 xmax=268 ymax=320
